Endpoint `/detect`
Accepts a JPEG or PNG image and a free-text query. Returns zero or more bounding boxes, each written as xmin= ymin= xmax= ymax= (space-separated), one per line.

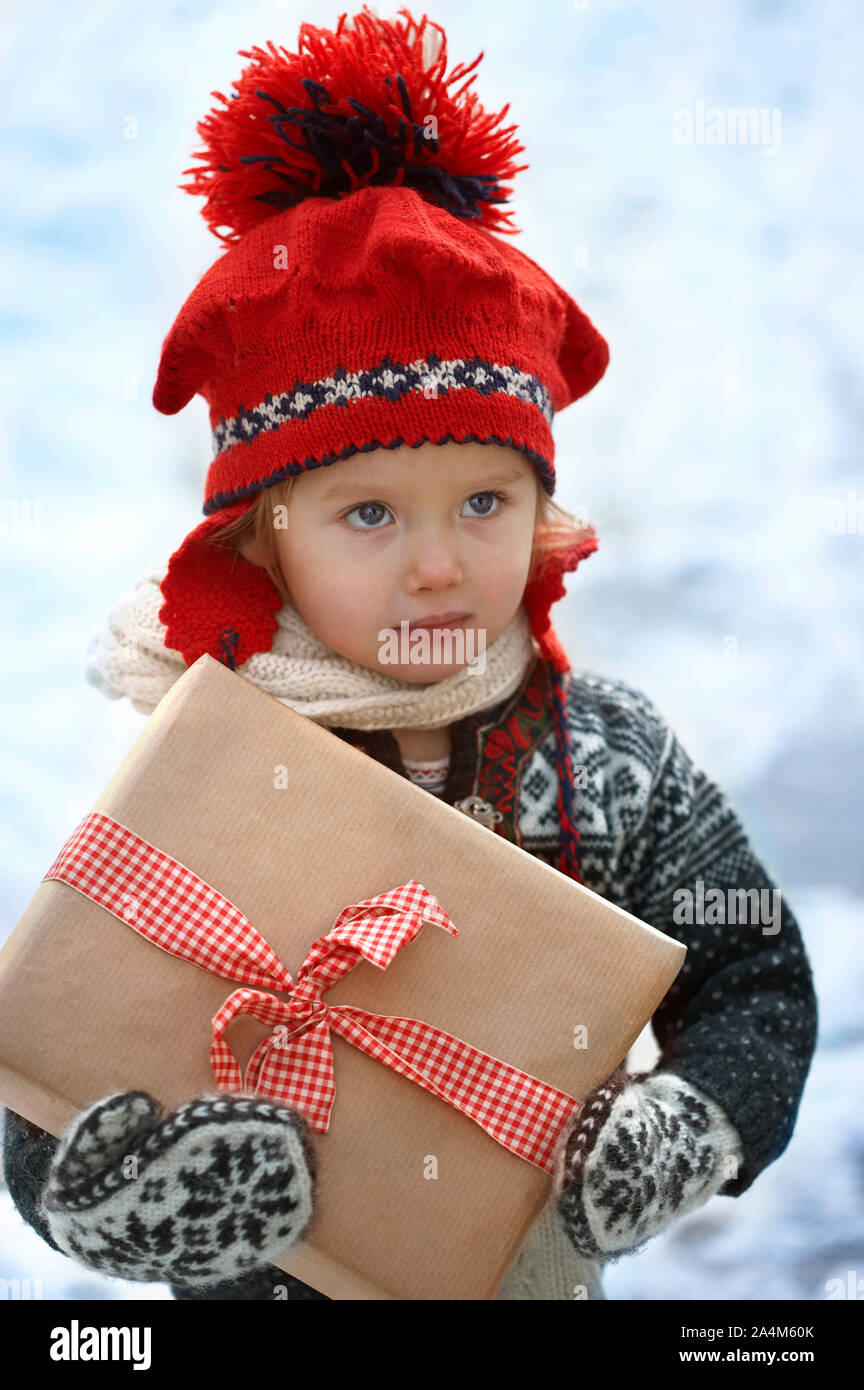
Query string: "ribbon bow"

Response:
xmin=208 ymin=882 xmax=460 ymax=1133
xmin=44 ymin=812 xmax=580 ymax=1173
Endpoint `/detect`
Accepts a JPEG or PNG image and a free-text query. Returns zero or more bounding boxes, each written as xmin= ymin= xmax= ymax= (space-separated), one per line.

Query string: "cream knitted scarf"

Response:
xmin=84 ymin=560 xmax=540 ymax=730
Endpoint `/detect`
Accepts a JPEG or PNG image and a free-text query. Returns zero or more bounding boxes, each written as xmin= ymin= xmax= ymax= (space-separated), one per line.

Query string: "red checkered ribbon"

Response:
xmin=43 ymin=811 xmax=580 ymax=1174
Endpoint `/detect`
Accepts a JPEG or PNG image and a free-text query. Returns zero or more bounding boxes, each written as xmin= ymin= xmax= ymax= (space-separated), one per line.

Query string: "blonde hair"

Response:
xmin=205 ymin=466 xmax=591 ymax=600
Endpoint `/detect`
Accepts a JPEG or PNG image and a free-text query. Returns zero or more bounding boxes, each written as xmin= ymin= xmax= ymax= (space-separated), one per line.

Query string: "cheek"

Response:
xmin=487 ymin=565 xmax=531 ymax=614
xmin=274 ymin=530 xmax=378 ymax=625
xmin=482 ymin=524 xmax=535 ymax=598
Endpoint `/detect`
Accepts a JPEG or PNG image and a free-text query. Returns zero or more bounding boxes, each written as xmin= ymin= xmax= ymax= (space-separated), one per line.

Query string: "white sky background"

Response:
xmin=0 ymin=0 xmax=861 ymax=1301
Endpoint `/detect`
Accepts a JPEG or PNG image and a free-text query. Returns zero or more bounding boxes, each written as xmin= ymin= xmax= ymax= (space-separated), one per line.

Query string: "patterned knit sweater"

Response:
xmin=1 ymin=659 xmax=818 ymax=1301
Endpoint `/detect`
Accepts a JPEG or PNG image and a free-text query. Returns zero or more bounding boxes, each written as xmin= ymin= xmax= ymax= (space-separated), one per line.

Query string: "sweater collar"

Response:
xmin=330 ymin=654 xmax=555 ymax=816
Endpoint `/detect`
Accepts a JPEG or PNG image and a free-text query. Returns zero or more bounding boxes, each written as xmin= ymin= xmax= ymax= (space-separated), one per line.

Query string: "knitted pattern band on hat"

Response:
xmin=143 ymin=6 xmax=610 ymax=883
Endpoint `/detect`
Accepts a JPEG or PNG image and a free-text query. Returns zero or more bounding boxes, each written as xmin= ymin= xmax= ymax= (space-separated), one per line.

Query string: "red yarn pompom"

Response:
xmin=180 ymin=6 xmax=529 ymax=246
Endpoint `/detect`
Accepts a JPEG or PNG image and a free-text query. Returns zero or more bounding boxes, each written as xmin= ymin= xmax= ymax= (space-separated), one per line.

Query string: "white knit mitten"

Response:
xmin=553 ymin=1068 xmax=744 ymax=1261
xmin=40 ymin=1090 xmax=317 ymax=1287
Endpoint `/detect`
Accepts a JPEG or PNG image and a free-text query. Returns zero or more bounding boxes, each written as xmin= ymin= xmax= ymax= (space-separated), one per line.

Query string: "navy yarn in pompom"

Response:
xmin=246 ymin=74 xmax=510 ymax=226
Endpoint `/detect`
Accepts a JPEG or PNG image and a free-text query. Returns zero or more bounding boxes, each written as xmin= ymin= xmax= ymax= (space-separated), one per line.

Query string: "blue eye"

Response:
xmin=462 ymin=491 xmax=505 ymax=518
xmin=342 ymin=501 xmax=392 ymax=530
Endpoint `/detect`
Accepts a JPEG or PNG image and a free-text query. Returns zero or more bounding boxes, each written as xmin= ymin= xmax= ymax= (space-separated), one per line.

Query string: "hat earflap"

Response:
xmin=522 ymin=520 xmax=598 ymax=675
xmin=158 ymin=502 xmax=283 ymax=669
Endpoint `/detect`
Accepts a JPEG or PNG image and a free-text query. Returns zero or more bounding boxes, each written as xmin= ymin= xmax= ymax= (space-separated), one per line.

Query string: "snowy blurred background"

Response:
xmin=1 ymin=0 xmax=861 ymax=1301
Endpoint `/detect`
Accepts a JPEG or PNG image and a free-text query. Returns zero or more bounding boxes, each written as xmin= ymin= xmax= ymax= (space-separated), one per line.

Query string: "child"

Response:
xmin=2 ymin=8 xmax=817 ymax=1302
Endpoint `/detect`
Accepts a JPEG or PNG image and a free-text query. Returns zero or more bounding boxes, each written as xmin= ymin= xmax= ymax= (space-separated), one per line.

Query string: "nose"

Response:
xmin=404 ymin=520 xmax=464 ymax=592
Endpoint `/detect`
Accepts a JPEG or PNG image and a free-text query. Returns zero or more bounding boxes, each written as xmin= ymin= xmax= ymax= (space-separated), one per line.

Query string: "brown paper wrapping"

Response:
xmin=0 ymin=655 xmax=685 ymax=1299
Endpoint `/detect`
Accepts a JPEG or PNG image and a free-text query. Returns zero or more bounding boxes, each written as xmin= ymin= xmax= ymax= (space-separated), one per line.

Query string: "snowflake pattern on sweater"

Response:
xmin=528 ymin=668 xmax=818 ymax=1200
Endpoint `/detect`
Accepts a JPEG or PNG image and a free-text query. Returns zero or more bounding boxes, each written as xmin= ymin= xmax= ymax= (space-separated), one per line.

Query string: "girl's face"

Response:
xmin=241 ymin=441 xmax=539 ymax=683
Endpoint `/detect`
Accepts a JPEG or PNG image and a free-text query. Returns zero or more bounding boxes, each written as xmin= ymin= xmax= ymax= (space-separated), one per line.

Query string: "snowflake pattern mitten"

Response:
xmin=40 ymin=1089 xmax=317 ymax=1287
xmin=553 ymin=1067 xmax=744 ymax=1261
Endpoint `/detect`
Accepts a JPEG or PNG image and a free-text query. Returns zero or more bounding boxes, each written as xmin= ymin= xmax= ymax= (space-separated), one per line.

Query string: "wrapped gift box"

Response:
xmin=0 ymin=655 xmax=684 ymax=1299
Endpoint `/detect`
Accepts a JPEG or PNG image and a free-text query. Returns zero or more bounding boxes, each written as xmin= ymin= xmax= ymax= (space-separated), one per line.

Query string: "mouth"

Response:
xmin=406 ymin=612 xmax=471 ymax=632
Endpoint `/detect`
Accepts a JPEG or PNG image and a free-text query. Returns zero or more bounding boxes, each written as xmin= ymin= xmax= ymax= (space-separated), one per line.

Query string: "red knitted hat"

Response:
xmin=152 ymin=6 xmax=609 ymax=680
